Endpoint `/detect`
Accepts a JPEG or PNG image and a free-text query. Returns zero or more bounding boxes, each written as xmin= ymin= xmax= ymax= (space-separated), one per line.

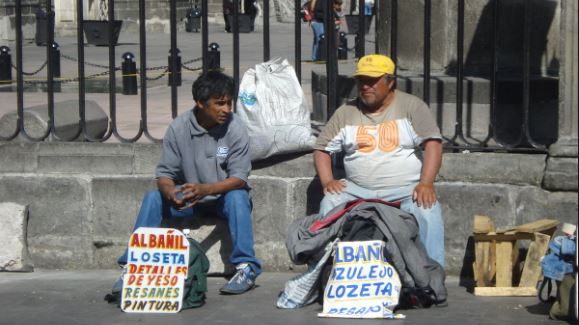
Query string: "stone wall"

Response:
xmin=0 ymin=142 xmax=576 ymax=275
xmin=113 ymin=0 xmax=191 ymax=33
xmin=376 ymin=0 xmax=561 ymax=76
xmin=0 ymin=0 xmax=40 ymax=40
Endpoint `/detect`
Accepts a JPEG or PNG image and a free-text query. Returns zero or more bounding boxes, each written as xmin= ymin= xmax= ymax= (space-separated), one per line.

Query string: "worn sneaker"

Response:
xmin=105 ymin=265 xmax=126 ymax=305
xmin=219 ymin=263 xmax=256 ymax=295
xmin=111 ymin=265 xmax=127 ymax=293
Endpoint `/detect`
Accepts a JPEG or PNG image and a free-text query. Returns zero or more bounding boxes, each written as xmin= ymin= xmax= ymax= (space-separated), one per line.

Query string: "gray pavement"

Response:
xmin=0 ymin=271 xmax=561 ymax=325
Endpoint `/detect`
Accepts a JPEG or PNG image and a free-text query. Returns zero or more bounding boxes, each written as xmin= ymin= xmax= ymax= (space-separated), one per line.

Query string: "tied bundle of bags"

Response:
xmin=237 ymin=58 xmax=316 ymax=161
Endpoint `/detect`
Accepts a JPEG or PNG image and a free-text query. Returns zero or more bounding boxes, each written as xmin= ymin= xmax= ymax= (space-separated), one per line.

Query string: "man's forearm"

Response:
xmin=314 ymin=150 xmax=334 ymax=186
xmin=420 ymin=140 xmax=443 ymax=184
xmin=157 ymin=176 xmax=177 ymax=198
xmin=202 ymin=177 xmax=246 ymax=196
xmin=157 ymin=176 xmax=245 ymax=195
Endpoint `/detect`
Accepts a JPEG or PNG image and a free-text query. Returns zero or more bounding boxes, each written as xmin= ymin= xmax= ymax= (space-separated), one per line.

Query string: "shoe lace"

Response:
xmin=232 ymin=270 xmax=247 ymax=284
xmin=231 ymin=264 xmax=253 ymax=284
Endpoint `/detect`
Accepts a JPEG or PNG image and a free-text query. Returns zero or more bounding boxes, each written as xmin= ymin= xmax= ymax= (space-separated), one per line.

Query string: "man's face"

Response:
xmin=196 ymin=95 xmax=233 ymax=128
xmin=356 ymin=75 xmax=394 ymax=110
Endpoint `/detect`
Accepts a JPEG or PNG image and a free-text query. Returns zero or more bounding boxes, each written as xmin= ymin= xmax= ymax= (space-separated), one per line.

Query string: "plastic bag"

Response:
xmin=237 ymin=57 xmax=316 ymax=161
xmin=276 ymin=239 xmax=337 ymax=309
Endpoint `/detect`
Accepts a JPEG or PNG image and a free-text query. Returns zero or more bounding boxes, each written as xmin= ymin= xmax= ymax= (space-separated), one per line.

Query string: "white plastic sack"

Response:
xmin=237 ymin=57 xmax=316 ymax=161
xmin=276 ymin=239 xmax=338 ymax=309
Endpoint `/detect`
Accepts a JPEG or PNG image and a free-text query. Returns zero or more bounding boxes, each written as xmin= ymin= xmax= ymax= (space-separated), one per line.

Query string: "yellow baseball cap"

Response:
xmin=354 ymin=54 xmax=396 ymax=78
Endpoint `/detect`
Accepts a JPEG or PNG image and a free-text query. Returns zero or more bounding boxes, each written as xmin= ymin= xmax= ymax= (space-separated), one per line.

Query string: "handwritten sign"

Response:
xmin=121 ymin=227 xmax=189 ymax=313
xmin=318 ymin=240 xmax=404 ymax=319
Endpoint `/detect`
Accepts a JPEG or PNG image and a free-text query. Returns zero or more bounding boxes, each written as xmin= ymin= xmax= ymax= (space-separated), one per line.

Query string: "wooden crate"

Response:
xmin=473 ymin=216 xmax=559 ymax=296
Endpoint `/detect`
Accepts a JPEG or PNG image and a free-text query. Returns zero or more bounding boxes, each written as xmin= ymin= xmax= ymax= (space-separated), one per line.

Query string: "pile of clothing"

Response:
xmin=279 ymin=199 xmax=447 ymax=309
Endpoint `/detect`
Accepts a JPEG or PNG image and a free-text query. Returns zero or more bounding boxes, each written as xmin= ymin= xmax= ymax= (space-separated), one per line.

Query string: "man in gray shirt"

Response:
xmin=116 ymin=71 xmax=261 ymax=295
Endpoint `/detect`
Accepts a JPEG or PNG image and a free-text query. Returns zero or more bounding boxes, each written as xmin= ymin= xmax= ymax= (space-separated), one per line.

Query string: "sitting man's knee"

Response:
xmin=409 ymin=200 xmax=441 ymax=213
xmin=224 ymin=189 xmax=249 ymax=199
xmin=223 ymin=189 xmax=251 ymax=208
xmin=145 ymin=190 xmax=161 ymax=200
xmin=143 ymin=190 xmax=163 ymax=203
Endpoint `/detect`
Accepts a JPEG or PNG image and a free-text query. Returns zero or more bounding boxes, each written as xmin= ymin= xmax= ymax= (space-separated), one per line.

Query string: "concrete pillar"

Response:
xmin=375 ymin=0 xmax=450 ymax=73
xmin=0 ymin=0 xmax=38 ymax=41
xmin=375 ymin=0 xmax=389 ymax=55
xmin=375 ymin=0 xmax=560 ymax=76
xmin=544 ymin=0 xmax=578 ymax=191
xmin=54 ymin=0 xmax=78 ymax=23
xmin=549 ymin=0 xmax=578 ymax=157
xmin=0 ymin=202 xmax=34 ymax=272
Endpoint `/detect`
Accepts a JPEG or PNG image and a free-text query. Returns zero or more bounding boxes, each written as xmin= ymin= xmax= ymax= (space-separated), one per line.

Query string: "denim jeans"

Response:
xmin=541 ymin=235 xmax=576 ymax=281
xmin=318 ymin=180 xmax=445 ymax=266
xmin=311 ymin=21 xmax=325 ymax=61
xmin=117 ymin=189 xmax=262 ymax=275
xmin=364 ymin=3 xmax=373 ymax=15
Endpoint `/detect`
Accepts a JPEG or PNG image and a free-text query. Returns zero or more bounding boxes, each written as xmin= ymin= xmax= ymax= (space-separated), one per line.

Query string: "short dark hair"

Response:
xmin=192 ymin=71 xmax=235 ymax=105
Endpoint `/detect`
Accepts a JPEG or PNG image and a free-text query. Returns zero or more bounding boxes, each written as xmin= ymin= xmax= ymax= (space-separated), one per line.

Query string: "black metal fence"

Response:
xmin=0 ymin=0 xmax=557 ymax=152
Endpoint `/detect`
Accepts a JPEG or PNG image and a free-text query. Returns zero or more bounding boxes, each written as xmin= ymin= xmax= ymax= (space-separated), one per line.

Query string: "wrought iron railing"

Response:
xmin=0 ymin=0 xmax=557 ymax=152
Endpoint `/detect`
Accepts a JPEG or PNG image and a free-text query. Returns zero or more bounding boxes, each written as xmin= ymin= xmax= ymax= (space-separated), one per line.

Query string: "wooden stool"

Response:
xmin=473 ymin=215 xmax=559 ymax=296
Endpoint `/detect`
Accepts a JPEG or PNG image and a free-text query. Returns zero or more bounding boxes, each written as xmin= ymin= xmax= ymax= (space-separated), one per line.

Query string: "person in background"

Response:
xmin=364 ymin=0 xmax=374 ymax=15
xmin=310 ymin=0 xmax=344 ymax=61
xmin=334 ymin=0 xmax=345 ymax=28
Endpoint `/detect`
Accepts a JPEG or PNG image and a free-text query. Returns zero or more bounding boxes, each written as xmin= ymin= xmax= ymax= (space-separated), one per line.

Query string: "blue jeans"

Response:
xmin=311 ymin=21 xmax=325 ymax=61
xmin=117 ymin=189 xmax=262 ymax=275
xmin=319 ymin=181 xmax=445 ymax=267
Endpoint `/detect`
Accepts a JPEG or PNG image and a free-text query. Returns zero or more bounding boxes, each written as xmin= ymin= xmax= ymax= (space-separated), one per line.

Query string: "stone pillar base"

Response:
xmin=0 ymin=202 xmax=34 ymax=272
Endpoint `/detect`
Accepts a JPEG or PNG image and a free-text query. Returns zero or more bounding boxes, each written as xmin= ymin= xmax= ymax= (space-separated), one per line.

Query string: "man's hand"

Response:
xmin=413 ymin=182 xmax=437 ymax=209
xmin=160 ymin=187 xmax=186 ymax=210
xmin=158 ymin=177 xmax=187 ymax=210
xmin=314 ymin=150 xmax=346 ymax=195
xmin=322 ymin=179 xmax=346 ymax=194
xmin=415 ymin=139 xmax=442 ymax=209
xmin=157 ymin=176 xmax=243 ymax=210
xmin=178 ymin=183 xmax=211 ymax=209
xmin=158 ymin=180 xmax=210 ymax=210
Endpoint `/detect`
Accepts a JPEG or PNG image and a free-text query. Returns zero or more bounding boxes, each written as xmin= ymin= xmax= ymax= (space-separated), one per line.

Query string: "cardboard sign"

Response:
xmin=318 ymin=240 xmax=404 ymax=319
xmin=121 ymin=227 xmax=189 ymax=313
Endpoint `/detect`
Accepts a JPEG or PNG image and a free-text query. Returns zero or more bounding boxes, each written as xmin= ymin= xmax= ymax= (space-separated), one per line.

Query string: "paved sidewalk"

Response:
xmin=0 ymin=270 xmax=557 ymax=325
